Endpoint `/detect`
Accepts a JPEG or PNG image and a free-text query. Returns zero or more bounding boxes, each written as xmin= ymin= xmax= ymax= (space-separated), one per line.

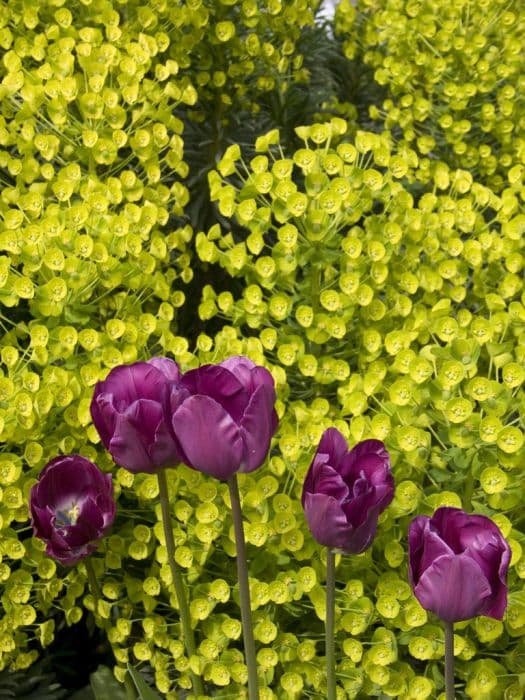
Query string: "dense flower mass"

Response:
xmin=170 ymin=356 xmax=279 ymax=480
xmin=302 ymin=428 xmax=394 ymax=553
xmin=30 ymin=455 xmax=116 ymax=566
xmin=90 ymin=358 xmax=183 ymax=474
xmin=409 ymin=507 xmax=511 ymax=622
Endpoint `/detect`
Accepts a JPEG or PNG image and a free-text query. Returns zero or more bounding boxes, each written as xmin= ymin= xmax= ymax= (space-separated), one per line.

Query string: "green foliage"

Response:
xmin=1 ymin=0 xmax=525 ymax=698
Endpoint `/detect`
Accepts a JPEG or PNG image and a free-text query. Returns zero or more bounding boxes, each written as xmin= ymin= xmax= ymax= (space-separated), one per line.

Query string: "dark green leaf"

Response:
xmin=126 ymin=666 xmax=163 ymax=700
xmin=90 ymin=666 xmax=127 ymax=700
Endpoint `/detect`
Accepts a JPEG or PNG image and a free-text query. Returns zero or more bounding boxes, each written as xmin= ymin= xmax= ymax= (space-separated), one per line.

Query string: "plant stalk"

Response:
xmin=84 ymin=556 xmax=102 ymax=602
xmin=157 ymin=469 xmax=204 ymax=698
xmin=325 ymin=548 xmax=337 ymax=700
xmin=444 ymin=619 xmax=455 ymax=700
xmin=227 ymin=474 xmax=259 ymax=700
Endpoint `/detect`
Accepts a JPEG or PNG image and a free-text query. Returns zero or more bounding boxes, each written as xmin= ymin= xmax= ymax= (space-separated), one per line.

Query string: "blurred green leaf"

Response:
xmin=126 ymin=666 xmax=162 ymax=700
xmin=90 ymin=667 xmax=127 ymax=700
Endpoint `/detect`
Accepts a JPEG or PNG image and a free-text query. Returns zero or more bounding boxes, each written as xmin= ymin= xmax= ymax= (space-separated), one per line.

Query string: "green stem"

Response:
xmin=227 ymin=474 xmax=259 ymax=700
xmin=325 ymin=549 xmax=336 ymax=700
xmin=84 ymin=557 xmax=102 ymax=602
xmin=157 ymin=469 xmax=204 ymax=698
xmin=444 ymin=620 xmax=455 ymax=700
xmin=311 ymin=262 xmax=321 ymax=313
xmin=84 ymin=559 xmax=137 ymax=700
xmin=462 ymin=467 xmax=474 ymax=512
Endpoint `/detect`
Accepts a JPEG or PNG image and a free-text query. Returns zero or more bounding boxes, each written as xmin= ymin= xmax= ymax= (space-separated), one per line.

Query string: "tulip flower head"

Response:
xmin=90 ymin=358 xmax=183 ymax=473
xmin=170 ymin=356 xmax=278 ymax=480
xmin=408 ymin=507 xmax=511 ymax=622
xmin=30 ymin=455 xmax=116 ymax=566
xmin=302 ymin=428 xmax=394 ymax=554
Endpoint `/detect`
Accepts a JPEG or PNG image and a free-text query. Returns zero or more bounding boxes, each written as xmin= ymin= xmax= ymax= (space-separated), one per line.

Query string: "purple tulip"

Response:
xmin=170 ymin=356 xmax=278 ymax=480
xmin=30 ymin=455 xmax=116 ymax=566
xmin=90 ymin=358 xmax=183 ymax=473
xmin=408 ymin=507 xmax=511 ymax=622
xmin=301 ymin=428 xmax=394 ymax=554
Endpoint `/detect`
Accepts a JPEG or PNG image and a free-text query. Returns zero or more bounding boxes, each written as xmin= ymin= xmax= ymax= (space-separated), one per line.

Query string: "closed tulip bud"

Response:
xmin=90 ymin=358 xmax=182 ymax=473
xmin=170 ymin=356 xmax=278 ymax=480
xmin=408 ymin=507 xmax=511 ymax=622
xmin=302 ymin=428 xmax=394 ymax=554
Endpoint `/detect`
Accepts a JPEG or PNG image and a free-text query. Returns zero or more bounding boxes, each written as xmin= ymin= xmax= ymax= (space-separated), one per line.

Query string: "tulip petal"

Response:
xmin=310 ymin=463 xmax=350 ymax=502
xmin=220 ymin=356 xmax=256 ymax=391
xmin=318 ymin=428 xmax=350 ymax=467
xmin=302 ymin=492 xmax=354 ymax=550
xmin=33 ymin=457 xmax=101 ymax=509
xmin=408 ymin=515 xmax=431 ymax=586
xmin=341 ymin=501 xmax=382 ymax=554
xmin=147 ymin=357 xmax=181 ymax=382
xmin=414 ymin=553 xmax=492 ymax=622
xmin=418 ymin=522 xmax=456 ymax=582
xmin=239 ymin=383 xmax=277 ymax=472
xmin=302 ymin=428 xmax=349 ymax=502
xmin=172 ymin=395 xmax=244 ymax=480
xmin=181 ymin=365 xmax=248 ymax=423
xmin=90 ymin=393 xmax=118 ymax=449
xmin=108 ymin=399 xmax=179 ymax=472
xmin=340 ymin=440 xmax=390 ymax=483
xmin=30 ymin=504 xmax=55 ymax=539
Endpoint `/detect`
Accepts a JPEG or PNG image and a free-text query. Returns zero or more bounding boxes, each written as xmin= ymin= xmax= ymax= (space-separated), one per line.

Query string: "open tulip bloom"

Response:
xmin=409 ymin=507 xmax=511 ymax=698
xmin=302 ymin=428 xmax=394 ymax=700
xmin=30 ymin=455 xmax=116 ymax=567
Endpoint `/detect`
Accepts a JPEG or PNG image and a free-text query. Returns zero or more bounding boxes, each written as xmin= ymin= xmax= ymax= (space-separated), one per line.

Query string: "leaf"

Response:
xmin=126 ymin=666 xmax=163 ymax=700
xmin=69 ymin=688 xmax=96 ymax=700
xmin=90 ymin=666 xmax=128 ymax=700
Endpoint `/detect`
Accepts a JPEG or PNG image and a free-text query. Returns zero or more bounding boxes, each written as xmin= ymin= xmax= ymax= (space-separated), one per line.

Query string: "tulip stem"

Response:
xmin=227 ymin=474 xmax=259 ymax=700
xmin=444 ymin=620 xmax=455 ymax=700
xmin=325 ymin=548 xmax=337 ymax=700
xmin=157 ymin=469 xmax=204 ymax=698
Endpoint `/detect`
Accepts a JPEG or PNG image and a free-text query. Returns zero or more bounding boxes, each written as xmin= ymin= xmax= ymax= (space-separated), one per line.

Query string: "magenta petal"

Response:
xmin=90 ymin=393 xmax=118 ymax=448
xmin=408 ymin=515 xmax=430 ymax=586
xmin=33 ymin=456 xmax=101 ymax=508
xmin=318 ymin=428 xmax=350 ymax=468
xmin=181 ymin=365 xmax=248 ymax=423
xmin=418 ymin=522 xmax=456 ymax=581
xmin=341 ymin=502 xmax=382 ymax=554
xmin=219 ymin=356 xmax=256 ymax=391
xmin=172 ymin=395 xmax=244 ymax=480
xmin=147 ymin=357 xmax=181 ymax=382
xmin=311 ymin=463 xmax=350 ymax=502
xmin=109 ymin=399 xmax=179 ymax=472
xmin=239 ymin=383 xmax=277 ymax=472
xmin=302 ymin=428 xmax=349 ymax=501
xmin=98 ymin=363 xmax=169 ymax=403
xmin=30 ymin=503 xmax=54 ymax=538
xmin=302 ymin=492 xmax=354 ymax=550
xmin=414 ymin=553 xmax=492 ymax=622
xmin=340 ymin=440 xmax=390 ymax=482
